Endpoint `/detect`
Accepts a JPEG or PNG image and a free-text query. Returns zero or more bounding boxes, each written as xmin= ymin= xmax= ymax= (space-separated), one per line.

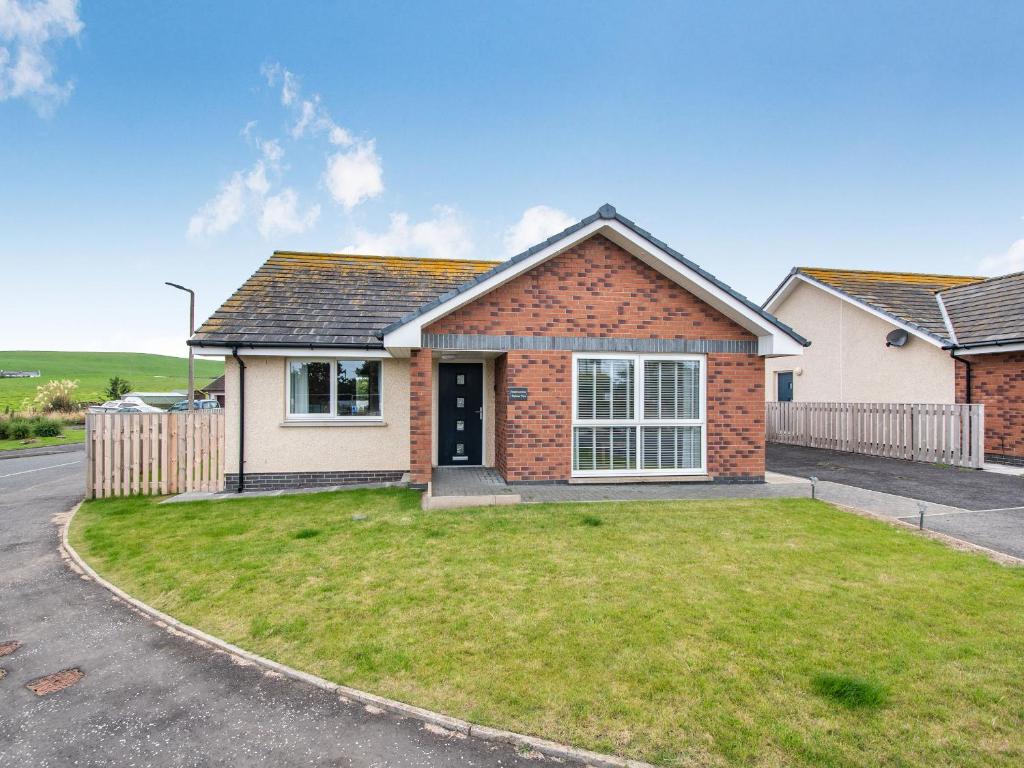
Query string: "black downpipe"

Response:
xmin=231 ymin=348 xmax=246 ymax=492
xmin=951 ymin=350 xmax=972 ymax=404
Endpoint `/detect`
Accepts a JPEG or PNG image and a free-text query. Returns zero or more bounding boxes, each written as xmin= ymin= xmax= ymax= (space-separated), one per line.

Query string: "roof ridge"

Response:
xmin=939 ymin=268 xmax=1024 ymax=294
xmin=272 ymin=250 xmax=502 ymax=265
xmin=798 ymin=266 xmax=983 ymax=281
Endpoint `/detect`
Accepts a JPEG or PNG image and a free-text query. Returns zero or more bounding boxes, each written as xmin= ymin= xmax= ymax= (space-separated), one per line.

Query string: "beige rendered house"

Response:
xmin=764 ymin=267 xmax=1024 ymax=465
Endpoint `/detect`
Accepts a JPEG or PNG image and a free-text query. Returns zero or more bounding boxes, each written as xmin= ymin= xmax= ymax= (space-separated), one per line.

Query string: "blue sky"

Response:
xmin=2 ymin=1 xmax=1023 ymax=357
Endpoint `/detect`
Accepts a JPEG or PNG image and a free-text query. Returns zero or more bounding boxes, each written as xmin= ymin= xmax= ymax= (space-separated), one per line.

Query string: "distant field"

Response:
xmin=0 ymin=351 xmax=224 ymax=410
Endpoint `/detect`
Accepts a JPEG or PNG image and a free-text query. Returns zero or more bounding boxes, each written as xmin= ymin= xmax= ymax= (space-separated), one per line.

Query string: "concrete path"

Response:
xmin=0 ymin=453 xmax=537 ymax=768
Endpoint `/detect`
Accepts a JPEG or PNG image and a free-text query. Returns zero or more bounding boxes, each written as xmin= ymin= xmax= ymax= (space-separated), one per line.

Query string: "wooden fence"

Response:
xmin=85 ymin=411 xmax=225 ymax=498
xmin=766 ymin=401 xmax=985 ymax=469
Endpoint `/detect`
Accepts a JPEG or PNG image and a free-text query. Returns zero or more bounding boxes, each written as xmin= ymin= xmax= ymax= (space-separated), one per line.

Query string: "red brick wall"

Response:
xmin=707 ymin=354 xmax=765 ymax=479
xmin=494 ymin=354 xmax=508 ymax=477
xmin=428 ymin=234 xmax=755 ymax=341
xmin=424 ymin=234 xmax=765 ymax=481
xmin=956 ymin=351 xmax=1024 ymax=460
xmin=498 ymin=351 xmax=573 ymax=481
xmin=409 ymin=348 xmax=432 ymax=485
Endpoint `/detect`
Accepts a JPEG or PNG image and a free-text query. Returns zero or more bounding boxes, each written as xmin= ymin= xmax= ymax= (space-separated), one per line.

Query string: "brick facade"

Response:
xmin=409 ymin=348 xmax=433 ymax=486
xmin=707 ymin=353 xmax=765 ymax=479
xmin=955 ymin=351 xmax=1024 ymax=462
xmin=423 ymin=234 xmax=764 ymax=482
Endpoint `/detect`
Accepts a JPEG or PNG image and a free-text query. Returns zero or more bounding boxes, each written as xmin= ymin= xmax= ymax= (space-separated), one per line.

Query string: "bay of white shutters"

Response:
xmin=573 ymin=355 xmax=704 ymax=475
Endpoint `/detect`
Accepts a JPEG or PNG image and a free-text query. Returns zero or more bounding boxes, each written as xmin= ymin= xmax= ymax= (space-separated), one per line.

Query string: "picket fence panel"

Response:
xmin=766 ymin=401 xmax=985 ymax=469
xmin=85 ymin=411 xmax=225 ymax=498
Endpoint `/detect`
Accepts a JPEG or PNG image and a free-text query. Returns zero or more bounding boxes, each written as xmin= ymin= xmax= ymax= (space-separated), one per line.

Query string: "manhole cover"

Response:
xmin=0 ymin=641 xmax=21 ymax=657
xmin=26 ymin=668 xmax=84 ymax=696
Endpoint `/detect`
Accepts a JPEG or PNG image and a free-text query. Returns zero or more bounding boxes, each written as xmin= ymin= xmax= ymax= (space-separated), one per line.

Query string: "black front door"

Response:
xmin=438 ymin=363 xmax=483 ymax=465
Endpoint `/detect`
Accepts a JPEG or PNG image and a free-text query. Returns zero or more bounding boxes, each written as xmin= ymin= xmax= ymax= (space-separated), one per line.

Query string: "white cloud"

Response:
xmin=187 ymin=135 xmax=319 ymax=240
xmin=259 ymin=188 xmax=320 ymax=237
xmin=346 ymin=206 xmax=474 ymax=260
xmin=0 ymin=0 xmax=83 ymax=115
xmin=323 ymin=141 xmax=384 ymax=210
xmin=979 ymin=239 xmax=1024 ymax=276
xmin=187 ymin=172 xmax=248 ymax=238
xmin=503 ymin=205 xmax=576 ymax=256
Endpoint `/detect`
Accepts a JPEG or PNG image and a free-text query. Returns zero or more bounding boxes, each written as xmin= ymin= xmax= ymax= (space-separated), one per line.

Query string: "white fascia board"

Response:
xmin=787 ymin=273 xmax=947 ymax=348
xmin=935 ymin=293 xmax=958 ymax=345
xmin=763 ymin=273 xmax=799 ymax=313
xmin=384 ymin=218 xmax=802 ymax=355
xmin=383 ymin=219 xmax=605 ymax=349
xmin=758 ymin=334 xmax=805 ymax=357
xmin=190 ymin=345 xmax=392 ymax=359
xmin=952 ymin=342 xmax=1024 ymax=356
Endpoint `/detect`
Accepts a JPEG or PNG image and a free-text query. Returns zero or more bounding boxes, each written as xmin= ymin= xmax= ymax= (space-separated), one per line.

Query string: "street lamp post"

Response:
xmin=165 ymin=282 xmax=195 ymax=412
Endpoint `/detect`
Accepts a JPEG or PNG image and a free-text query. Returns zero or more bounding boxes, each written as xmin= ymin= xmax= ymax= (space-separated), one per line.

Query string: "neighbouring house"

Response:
xmin=203 ymin=375 xmax=226 ymax=407
xmin=189 ymin=205 xmax=807 ymax=492
xmin=764 ymin=267 xmax=1024 ymax=465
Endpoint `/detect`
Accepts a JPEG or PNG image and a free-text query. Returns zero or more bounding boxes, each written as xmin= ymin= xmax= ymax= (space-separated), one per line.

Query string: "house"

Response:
xmin=764 ymin=267 xmax=1024 ymax=465
xmin=188 ymin=205 xmax=808 ymax=492
xmin=202 ymin=375 xmax=226 ymax=407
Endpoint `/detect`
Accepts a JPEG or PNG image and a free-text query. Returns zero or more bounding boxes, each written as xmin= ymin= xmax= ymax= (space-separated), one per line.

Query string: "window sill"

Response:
xmin=280 ymin=419 xmax=387 ymax=427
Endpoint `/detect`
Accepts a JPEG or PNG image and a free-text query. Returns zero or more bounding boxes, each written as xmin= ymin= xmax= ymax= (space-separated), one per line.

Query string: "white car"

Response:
xmin=88 ymin=397 xmax=162 ymax=414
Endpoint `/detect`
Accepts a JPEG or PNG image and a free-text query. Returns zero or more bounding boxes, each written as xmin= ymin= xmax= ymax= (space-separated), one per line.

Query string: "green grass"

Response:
xmin=70 ymin=491 xmax=1024 ymax=767
xmin=0 ymin=426 xmax=85 ymax=452
xmin=0 ymin=351 xmax=223 ymax=410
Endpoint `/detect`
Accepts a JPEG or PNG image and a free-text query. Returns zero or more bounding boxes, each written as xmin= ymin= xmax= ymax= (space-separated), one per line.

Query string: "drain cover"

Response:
xmin=26 ymin=668 xmax=84 ymax=696
xmin=0 ymin=641 xmax=21 ymax=657
xmin=0 ymin=668 xmax=6 ymax=680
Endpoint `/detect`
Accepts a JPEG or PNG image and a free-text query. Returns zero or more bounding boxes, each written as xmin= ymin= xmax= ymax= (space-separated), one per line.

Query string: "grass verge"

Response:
xmin=70 ymin=490 xmax=1024 ymax=767
xmin=0 ymin=426 xmax=85 ymax=452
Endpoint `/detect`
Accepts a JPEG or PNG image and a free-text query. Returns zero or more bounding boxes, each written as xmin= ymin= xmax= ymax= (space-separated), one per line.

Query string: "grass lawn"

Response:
xmin=0 ymin=426 xmax=85 ymax=452
xmin=70 ymin=490 xmax=1024 ymax=767
xmin=0 ymin=351 xmax=223 ymax=409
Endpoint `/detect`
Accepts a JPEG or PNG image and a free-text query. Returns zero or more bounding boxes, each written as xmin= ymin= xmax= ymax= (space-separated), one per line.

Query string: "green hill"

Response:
xmin=0 ymin=351 xmax=224 ymax=411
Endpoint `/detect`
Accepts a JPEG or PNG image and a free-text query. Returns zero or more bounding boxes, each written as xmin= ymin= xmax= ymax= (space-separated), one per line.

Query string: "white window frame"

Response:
xmin=571 ymin=352 xmax=707 ymax=477
xmin=285 ymin=357 xmax=385 ymax=422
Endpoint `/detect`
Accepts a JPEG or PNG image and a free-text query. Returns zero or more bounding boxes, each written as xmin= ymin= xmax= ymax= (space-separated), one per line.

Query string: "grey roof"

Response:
xmin=191 ymin=204 xmax=808 ymax=350
xmin=190 ymin=252 xmax=498 ymax=348
xmin=939 ymin=271 xmax=1024 ymax=347
xmin=784 ymin=268 xmax=983 ymax=342
xmin=380 ymin=204 xmax=809 ymax=346
xmin=203 ymin=375 xmax=225 ymax=394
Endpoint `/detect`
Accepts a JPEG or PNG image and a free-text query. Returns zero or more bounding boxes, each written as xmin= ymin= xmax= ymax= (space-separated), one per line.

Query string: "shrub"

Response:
xmin=103 ymin=376 xmax=132 ymax=401
xmin=32 ymin=418 xmax=63 ymax=437
xmin=6 ymin=419 xmax=34 ymax=440
xmin=33 ymin=379 xmax=79 ymax=413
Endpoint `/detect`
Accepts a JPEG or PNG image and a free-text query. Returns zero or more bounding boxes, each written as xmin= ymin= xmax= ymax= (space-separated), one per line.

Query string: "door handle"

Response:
xmin=476 ymin=407 xmax=483 ymax=420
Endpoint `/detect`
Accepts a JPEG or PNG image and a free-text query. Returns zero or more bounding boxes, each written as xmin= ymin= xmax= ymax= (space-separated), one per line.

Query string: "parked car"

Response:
xmin=167 ymin=399 xmax=221 ymax=412
xmin=88 ymin=397 xmax=163 ymax=414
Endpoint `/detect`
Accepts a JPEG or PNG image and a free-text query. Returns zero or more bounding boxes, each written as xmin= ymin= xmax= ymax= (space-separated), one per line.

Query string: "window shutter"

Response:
xmin=641 ymin=426 xmax=701 ymax=470
xmin=644 ymin=360 xmax=699 ymax=420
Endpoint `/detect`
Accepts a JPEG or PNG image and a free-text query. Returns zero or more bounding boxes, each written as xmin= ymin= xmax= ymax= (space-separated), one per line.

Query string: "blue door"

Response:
xmin=777 ymin=371 xmax=794 ymax=402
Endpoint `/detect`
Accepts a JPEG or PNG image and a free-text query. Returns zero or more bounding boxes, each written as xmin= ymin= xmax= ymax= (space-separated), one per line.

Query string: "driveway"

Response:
xmin=0 ymin=448 xmax=537 ymax=767
xmin=768 ymin=443 xmax=1024 ymax=559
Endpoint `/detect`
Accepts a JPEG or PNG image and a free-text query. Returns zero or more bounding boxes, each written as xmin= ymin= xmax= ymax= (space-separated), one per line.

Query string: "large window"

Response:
xmin=572 ymin=354 xmax=705 ymax=475
xmin=287 ymin=359 xmax=382 ymax=420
